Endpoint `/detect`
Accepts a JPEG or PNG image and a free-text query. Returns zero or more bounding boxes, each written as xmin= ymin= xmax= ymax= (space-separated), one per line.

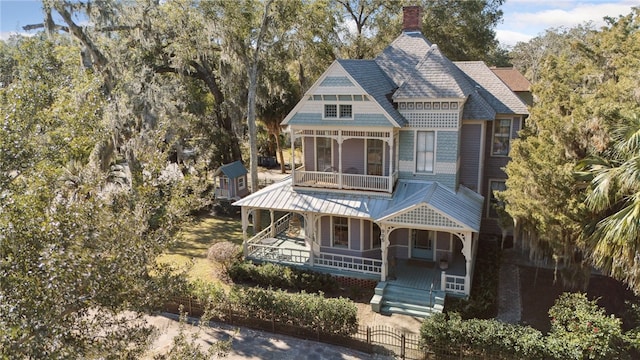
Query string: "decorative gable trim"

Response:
xmin=378 ymin=204 xmax=469 ymax=231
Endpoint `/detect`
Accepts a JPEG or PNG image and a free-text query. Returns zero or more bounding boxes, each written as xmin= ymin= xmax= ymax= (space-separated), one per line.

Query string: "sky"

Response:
xmin=0 ymin=0 xmax=638 ymax=47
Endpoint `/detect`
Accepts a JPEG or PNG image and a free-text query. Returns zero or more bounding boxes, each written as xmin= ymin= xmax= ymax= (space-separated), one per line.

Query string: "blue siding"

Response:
xmin=288 ymin=113 xmax=396 ymax=127
xmin=399 ymin=172 xmax=456 ymax=188
xmin=398 ymin=130 xmax=414 ymax=161
xmin=436 ymin=131 xmax=458 ymax=163
xmin=319 ymin=76 xmax=355 ymax=87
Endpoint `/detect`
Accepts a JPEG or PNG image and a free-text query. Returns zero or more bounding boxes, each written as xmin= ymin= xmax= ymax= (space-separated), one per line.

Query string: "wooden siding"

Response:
xmin=459 ymin=123 xmax=482 ymax=192
xmin=435 ymin=131 xmax=458 ymax=163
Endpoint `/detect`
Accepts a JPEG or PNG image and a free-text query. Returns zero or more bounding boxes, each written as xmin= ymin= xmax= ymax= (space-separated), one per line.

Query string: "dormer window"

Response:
xmin=324 ymin=104 xmax=352 ymax=119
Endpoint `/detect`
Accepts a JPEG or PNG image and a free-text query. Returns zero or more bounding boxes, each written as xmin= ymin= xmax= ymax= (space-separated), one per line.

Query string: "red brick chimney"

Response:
xmin=403 ymin=6 xmax=422 ymax=33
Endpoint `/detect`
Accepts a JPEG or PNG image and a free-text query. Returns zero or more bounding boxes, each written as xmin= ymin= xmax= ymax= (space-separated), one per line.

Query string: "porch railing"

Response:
xmin=248 ymin=244 xmax=311 ymax=264
xmin=293 ymin=166 xmax=396 ymax=193
xmin=315 ymin=253 xmax=382 ymax=274
xmin=214 ymin=188 xmax=230 ymax=198
xmin=441 ymin=272 xmax=466 ymax=295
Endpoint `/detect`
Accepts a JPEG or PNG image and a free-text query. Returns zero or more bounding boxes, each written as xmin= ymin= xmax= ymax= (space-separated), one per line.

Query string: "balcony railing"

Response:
xmin=293 ymin=166 xmax=397 ymax=193
xmin=214 ymin=188 xmax=230 ymax=198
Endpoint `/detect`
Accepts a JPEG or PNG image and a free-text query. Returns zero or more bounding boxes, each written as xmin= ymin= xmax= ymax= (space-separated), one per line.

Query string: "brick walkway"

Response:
xmin=496 ymin=250 xmax=522 ymax=323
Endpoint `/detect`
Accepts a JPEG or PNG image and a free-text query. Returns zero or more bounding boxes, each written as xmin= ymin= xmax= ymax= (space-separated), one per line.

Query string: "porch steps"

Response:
xmin=371 ymin=282 xmax=445 ymax=318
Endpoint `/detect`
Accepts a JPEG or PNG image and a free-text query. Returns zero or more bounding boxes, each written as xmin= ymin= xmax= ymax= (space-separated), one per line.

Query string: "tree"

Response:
xmin=0 ymin=34 xmax=208 ymax=357
xmin=337 ymin=0 xmax=506 ymax=63
xmin=501 ymin=8 xmax=640 ymax=292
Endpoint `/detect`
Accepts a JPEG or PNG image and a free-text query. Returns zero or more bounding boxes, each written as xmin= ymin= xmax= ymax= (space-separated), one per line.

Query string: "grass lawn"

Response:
xmin=158 ymin=213 xmax=244 ymax=284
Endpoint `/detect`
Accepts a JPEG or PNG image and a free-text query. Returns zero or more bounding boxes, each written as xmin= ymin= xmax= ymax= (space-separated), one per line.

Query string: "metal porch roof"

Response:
xmin=233 ymin=178 xmax=483 ymax=232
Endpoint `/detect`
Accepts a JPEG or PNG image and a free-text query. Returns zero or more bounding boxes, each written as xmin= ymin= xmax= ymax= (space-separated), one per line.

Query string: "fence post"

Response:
xmin=460 ymin=344 xmax=464 ymax=360
xmin=366 ymin=326 xmax=371 ymax=344
xmin=400 ymin=334 xmax=405 ymax=360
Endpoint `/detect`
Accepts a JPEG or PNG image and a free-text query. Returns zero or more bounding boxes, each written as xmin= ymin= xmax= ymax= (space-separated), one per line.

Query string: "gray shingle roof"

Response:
xmin=393 ymin=44 xmax=470 ymax=100
xmin=455 ymin=61 xmax=529 ymax=115
xmin=375 ymin=32 xmax=432 ymax=87
xmin=337 ymin=59 xmax=406 ymax=127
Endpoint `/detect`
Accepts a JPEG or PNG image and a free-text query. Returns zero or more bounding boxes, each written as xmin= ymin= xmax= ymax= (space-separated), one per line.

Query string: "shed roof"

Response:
xmin=214 ymin=161 xmax=247 ymax=178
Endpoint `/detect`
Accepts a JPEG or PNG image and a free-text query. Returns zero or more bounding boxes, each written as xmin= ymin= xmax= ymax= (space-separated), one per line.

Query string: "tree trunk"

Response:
xmin=273 ymin=132 xmax=285 ymax=174
xmin=246 ymin=0 xmax=273 ymax=192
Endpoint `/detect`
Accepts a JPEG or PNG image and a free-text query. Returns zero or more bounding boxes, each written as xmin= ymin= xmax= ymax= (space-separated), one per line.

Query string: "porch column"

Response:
xmin=380 ymin=225 xmax=391 ymax=281
xmin=387 ymin=134 xmax=393 ymax=193
xmin=337 ymin=130 xmax=343 ymax=189
xmin=304 ymin=212 xmax=316 ymax=266
xmin=269 ymin=209 xmax=275 ymax=237
xmin=241 ymin=207 xmax=249 ymax=257
xmin=290 ymin=127 xmax=296 ymax=179
xmin=459 ymin=231 xmax=473 ymax=296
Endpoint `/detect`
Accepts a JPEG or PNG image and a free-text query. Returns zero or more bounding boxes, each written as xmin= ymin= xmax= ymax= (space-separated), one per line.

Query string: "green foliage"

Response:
xmin=420 ymin=313 xmax=546 ymax=359
xmin=191 ymin=281 xmax=357 ymax=336
xmin=445 ymin=240 xmax=500 ymax=319
xmin=230 ymin=287 xmax=358 ymax=335
xmin=424 ymin=293 xmax=637 ymax=359
xmin=547 ymin=293 xmax=626 ymax=359
xmin=501 ymin=8 xmax=640 ymax=291
xmin=228 ymin=261 xmax=339 ymax=293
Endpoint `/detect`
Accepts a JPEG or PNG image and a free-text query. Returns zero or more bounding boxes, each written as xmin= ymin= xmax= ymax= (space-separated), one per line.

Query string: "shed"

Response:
xmin=214 ymin=161 xmax=249 ymax=200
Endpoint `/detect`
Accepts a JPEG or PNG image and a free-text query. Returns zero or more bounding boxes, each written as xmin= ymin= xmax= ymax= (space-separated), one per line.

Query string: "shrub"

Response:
xmin=546 ymin=292 xmax=627 ymax=360
xmin=227 ymin=261 xmax=338 ymax=293
xmin=229 ymin=287 xmax=358 ymax=336
xmin=420 ymin=312 xmax=546 ymax=359
xmin=207 ymin=241 xmax=241 ymax=272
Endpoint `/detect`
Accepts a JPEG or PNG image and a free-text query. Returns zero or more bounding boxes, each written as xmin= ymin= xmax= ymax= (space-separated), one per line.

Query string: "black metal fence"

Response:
xmin=166 ymin=296 xmax=505 ymax=360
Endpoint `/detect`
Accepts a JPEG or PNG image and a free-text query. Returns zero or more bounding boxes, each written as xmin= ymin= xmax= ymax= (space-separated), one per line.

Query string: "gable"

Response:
xmin=282 ymin=61 xmax=403 ymax=128
xmin=382 ymin=204 xmax=466 ymax=230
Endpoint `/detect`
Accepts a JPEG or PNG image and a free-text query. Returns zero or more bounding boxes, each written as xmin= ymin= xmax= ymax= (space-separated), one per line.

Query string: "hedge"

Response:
xmin=190 ymin=280 xmax=358 ymax=336
xmin=227 ymin=261 xmax=339 ymax=293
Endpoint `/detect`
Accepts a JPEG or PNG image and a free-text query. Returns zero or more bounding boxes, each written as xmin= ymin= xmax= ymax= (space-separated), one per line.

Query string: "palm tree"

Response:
xmin=578 ymin=114 xmax=640 ymax=293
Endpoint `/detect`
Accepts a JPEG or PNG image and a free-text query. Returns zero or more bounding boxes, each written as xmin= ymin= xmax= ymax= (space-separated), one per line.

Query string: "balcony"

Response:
xmin=293 ymin=166 xmax=398 ymax=193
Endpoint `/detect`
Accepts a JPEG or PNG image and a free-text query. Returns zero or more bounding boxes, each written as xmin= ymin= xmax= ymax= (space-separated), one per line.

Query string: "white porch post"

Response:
xmin=460 ymin=231 xmax=473 ymax=296
xmin=290 ymin=127 xmax=296 ymax=181
xmin=241 ymin=207 xmax=249 ymax=257
xmin=380 ymin=225 xmax=390 ymax=281
xmin=269 ymin=209 xmax=275 ymax=237
xmin=304 ymin=212 xmax=316 ymax=266
xmin=387 ymin=134 xmax=393 ymax=193
xmin=338 ymin=130 xmax=343 ymax=189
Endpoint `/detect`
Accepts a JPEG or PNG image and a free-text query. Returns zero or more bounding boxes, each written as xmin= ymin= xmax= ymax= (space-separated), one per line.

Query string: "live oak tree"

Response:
xmin=0 ymin=34 xmax=208 ymax=357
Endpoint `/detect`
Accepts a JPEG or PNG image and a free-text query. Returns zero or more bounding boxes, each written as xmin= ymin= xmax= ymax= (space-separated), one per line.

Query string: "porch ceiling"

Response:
xmin=233 ymin=178 xmax=483 ymax=232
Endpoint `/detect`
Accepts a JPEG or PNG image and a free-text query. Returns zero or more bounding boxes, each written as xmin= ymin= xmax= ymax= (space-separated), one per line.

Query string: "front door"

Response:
xmin=411 ymin=229 xmax=434 ymax=260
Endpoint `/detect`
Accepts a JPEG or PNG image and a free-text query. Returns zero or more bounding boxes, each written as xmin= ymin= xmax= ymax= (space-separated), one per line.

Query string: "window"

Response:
xmin=324 ymin=104 xmax=352 ymax=119
xmin=316 ymin=137 xmax=332 ymax=171
xmin=372 ymin=223 xmax=381 ymax=249
xmin=333 ymin=217 xmax=349 ymax=247
xmin=488 ymin=180 xmax=506 ymax=218
xmin=339 ymin=104 xmax=352 ymax=118
xmin=324 ymin=104 xmax=337 ymax=118
xmin=237 ymin=176 xmax=245 ymax=190
xmin=367 ymin=139 xmax=384 ymax=176
xmin=492 ymin=119 xmax=512 ymax=155
xmin=415 ymin=131 xmax=435 ymax=173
